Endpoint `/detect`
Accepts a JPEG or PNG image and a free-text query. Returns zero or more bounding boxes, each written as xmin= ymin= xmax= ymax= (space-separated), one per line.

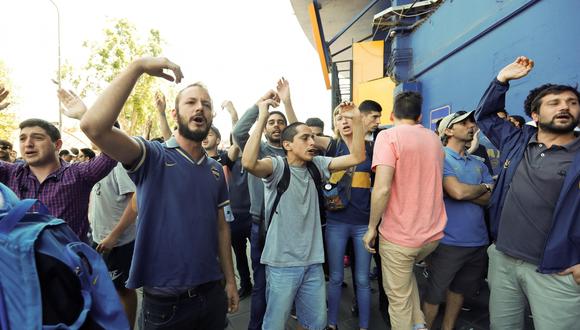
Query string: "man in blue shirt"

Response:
xmin=423 ymin=111 xmax=493 ymax=330
xmin=475 ymin=56 xmax=580 ymax=330
xmin=80 ymin=57 xmax=239 ymax=329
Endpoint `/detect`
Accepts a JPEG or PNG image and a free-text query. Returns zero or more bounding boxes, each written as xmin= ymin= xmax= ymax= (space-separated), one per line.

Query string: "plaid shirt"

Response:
xmin=0 ymin=154 xmax=117 ymax=240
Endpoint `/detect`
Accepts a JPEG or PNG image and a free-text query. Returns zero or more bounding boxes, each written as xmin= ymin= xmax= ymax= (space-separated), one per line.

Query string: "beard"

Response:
xmin=177 ymin=115 xmax=211 ymax=142
xmin=538 ymin=116 xmax=579 ymax=134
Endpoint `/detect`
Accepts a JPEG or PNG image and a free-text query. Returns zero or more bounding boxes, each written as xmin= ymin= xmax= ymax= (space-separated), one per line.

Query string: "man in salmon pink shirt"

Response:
xmin=363 ymin=91 xmax=447 ymax=330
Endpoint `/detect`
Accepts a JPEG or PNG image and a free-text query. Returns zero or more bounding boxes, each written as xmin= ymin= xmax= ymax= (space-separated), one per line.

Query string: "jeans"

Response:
xmin=263 ymin=264 xmax=327 ymax=330
xmin=141 ymin=281 xmax=226 ymax=330
xmin=249 ymin=220 xmax=266 ymax=330
xmin=325 ymin=220 xmax=372 ymax=328
xmin=231 ymin=212 xmax=252 ymax=289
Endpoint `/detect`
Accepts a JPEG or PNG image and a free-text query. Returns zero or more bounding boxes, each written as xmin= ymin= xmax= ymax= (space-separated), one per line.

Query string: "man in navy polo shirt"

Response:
xmin=422 ymin=111 xmax=493 ymax=330
xmin=80 ymin=57 xmax=239 ymax=329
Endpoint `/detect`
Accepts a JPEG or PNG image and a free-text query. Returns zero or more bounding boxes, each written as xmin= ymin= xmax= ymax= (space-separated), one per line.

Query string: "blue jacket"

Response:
xmin=475 ymin=79 xmax=580 ymax=274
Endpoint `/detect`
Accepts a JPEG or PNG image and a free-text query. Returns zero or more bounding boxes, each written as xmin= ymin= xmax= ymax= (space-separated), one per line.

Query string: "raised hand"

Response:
xmin=497 ymin=56 xmax=534 ymax=83
xmin=136 ymin=57 xmax=184 ymax=83
xmin=155 ymin=91 xmax=166 ymax=113
xmin=0 ymin=85 xmax=10 ymax=111
xmin=276 ymin=77 xmax=291 ymax=103
xmin=57 ymin=88 xmax=87 ymax=120
xmin=338 ymin=101 xmax=361 ymax=122
xmin=256 ymin=89 xmax=280 ymax=106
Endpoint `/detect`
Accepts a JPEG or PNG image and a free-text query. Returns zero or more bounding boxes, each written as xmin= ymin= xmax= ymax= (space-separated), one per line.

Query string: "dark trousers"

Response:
xmin=248 ymin=220 xmax=266 ymax=330
xmin=231 ymin=212 xmax=252 ymax=290
xmin=141 ymin=281 xmax=226 ymax=330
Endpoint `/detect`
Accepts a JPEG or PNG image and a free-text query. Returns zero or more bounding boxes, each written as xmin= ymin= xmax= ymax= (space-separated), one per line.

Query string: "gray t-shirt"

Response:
xmin=260 ymin=155 xmax=331 ymax=267
xmin=89 ymin=163 xmax=136 ymax=246
xmin=232 ymin=105 xmax=286 ymax=218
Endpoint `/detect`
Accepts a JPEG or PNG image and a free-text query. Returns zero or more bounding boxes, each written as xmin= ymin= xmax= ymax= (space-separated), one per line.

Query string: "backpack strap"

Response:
xmin=0 ymin=199 xmax=49 ymax=234
xmin=306 ymin=161 xmax=326 ymax=225
xmin=267 ymin=157 xmax=291 ymax=227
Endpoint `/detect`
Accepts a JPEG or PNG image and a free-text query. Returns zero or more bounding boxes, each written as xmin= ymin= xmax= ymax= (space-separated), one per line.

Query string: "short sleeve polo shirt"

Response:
xmin=126 ymin=137 xmax=229 ymax=289
xmin=442 ymin=147 xmax=493 ymax=247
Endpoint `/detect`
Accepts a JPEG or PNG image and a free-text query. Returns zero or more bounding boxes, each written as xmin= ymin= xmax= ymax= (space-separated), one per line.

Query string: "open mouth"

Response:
xmin=554 ymin=113 xmax=572 ymax=120
xmin=191 ymin=115 xmax=206 ymax=125
xmin=306 ymin=148 xmax=317 ymax=155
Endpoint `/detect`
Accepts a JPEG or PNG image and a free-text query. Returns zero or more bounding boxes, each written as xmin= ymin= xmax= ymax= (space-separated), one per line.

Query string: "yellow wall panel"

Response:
xmin=354 ymin=77 xmax=395 ymax=125
xmin=352 ymin=41 xmax=384 ymax=102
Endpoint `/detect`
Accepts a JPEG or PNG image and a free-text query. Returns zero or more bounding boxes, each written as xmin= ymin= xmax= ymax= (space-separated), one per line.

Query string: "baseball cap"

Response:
xmin=438 ymin=111 xmax=474 ymax=137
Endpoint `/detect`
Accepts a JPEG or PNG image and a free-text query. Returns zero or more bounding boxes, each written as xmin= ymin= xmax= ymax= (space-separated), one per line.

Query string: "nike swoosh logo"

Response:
xmin=165 ymin=162 xmax=177 ymax=167
xmin=110 ymin=270 xmax=123 ymax=281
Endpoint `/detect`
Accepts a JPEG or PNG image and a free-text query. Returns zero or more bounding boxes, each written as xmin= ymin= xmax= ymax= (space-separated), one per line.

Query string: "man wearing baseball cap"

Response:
xmin=423 ymin=111 xmax=493 ymax=330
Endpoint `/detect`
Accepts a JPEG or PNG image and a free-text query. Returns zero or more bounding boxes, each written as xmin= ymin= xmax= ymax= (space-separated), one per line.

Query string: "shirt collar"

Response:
xmin=24 ymin=158 xmax=69 ymax=180
xmin=528 ymin=132 xmax=580 ymax=151
xmin=444 ymin=146 xmax=471 ymax=161
xmin=164 ymin=136 xmax=207 ymax=165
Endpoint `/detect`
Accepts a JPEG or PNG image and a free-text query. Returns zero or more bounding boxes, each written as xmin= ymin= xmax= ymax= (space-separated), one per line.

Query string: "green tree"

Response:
xmin=63 ymin=18 xmax=174 ymax=137
xmin=0 ymin=60 xmax=18 ymax=140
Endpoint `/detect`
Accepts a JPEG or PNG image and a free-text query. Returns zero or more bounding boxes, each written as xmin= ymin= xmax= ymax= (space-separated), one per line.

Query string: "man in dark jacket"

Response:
xmin=475 ymin=56 xmax=580 ymax=330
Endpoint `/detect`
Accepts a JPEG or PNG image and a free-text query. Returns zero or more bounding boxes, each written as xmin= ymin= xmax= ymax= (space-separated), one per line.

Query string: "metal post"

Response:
xmin=48 ymin=0 xmax=62 ymax=131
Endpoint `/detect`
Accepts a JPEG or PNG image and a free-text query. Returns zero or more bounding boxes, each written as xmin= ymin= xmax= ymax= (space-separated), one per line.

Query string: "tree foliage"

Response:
xmin=63 ymin=19 xmax=174 ymax=137
xmin=0 ymin=61 xmax=18 ymax=140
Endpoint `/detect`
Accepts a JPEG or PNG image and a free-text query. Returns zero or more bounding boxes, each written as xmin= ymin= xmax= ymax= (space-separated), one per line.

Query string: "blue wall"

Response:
xmin=393 ymin=0 xmax=580 ymax=127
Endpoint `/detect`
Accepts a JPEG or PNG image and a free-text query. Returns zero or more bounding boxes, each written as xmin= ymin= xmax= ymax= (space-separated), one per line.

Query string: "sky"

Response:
xmin=1 ymin=0 xmax=331 ymax=148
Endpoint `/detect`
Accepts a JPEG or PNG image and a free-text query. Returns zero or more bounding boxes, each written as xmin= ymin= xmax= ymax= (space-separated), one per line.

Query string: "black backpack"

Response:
xmin=259 ymin=158 xmax=326 ymax=248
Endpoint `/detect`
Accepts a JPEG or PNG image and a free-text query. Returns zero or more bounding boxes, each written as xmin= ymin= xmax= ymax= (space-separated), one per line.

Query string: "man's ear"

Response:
xmin=55 ymin=139 xmax=63 ymax=152
xmin=171 ymin=108 xmax=177 ymax=120
xmin=531 ymin=111 xmax=539 ymax=123
xmin=389 ymin=112 xmax=394 ymax=121
xmin=216 ymin=138 xmax=221 ymax=146
xmin=283 ymin=140 xmax=291 ymax=152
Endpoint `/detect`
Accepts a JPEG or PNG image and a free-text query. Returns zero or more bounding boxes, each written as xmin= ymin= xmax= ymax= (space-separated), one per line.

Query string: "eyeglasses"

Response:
xmin=445 ymin=111 xmax=467 ymax=129
xmin=0 ymin=145 xmax=11 ymax=150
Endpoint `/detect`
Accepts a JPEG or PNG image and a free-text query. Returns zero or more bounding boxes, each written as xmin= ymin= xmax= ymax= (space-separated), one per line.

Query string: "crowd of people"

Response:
xmin=0 ymin=54 xmax=578 ymax=330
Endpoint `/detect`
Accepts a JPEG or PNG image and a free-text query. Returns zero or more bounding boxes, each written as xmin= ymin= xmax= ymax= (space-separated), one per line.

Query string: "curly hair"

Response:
xmin=523 ymin=84 xmax=580 ymax=118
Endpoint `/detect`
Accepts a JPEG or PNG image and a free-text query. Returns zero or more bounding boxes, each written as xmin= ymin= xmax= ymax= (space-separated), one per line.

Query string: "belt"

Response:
xmin=144 ymin=281 xmax=219 ymax=302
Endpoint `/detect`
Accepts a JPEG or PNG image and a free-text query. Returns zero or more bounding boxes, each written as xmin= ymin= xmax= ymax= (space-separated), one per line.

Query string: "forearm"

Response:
xmin=81 ymin=61 xmax=142 ymax=137
xmin=283 ymin=99 xmax=298 ymax=124
xmin=448 ymin=182 xmax=488 ymax=200
xmin=368 ymin=187 xmax=390 ymax=230
xmin=217 ymin=210 xmax=236 ymax=285
xmin=232 ymin=105 xmax=259 ymax=150
xmin=157 ymin=112 xmax=172 ymax=140
xmin=471 ymin=191 xmax=491 ymax=206
xmin=227 ymin=144 xmax=240 ymax=162
xmin=241 ymin=114 xmax=266 ymax=170
xmin=108 ymin=194 xmax=137 ymax=239
xmin=351 ymin=118 xmax=366 ymax=162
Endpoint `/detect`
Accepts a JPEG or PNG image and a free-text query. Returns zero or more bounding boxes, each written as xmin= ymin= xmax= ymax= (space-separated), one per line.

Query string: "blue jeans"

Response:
xmin=141 ymin=281 xmax=226 ymax=330
xmin=263 ymin=264 xmax=327 ymax=330
xmin=326 ymin=220 xmax=372 ymax=328
xmin=249 ymin=220 xmax=266 ymax=330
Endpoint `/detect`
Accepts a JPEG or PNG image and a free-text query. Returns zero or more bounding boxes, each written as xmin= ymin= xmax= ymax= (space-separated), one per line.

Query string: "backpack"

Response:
xmin=0 ymin=183 xmax=129 ymax=330
xmin=259 ymin=158 xmax=326 ymax=248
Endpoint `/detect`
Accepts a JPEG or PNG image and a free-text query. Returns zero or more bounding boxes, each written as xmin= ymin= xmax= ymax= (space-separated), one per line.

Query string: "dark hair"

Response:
xmin=0 ymin=139 xmax=13 ymax=149
xmin=281 ymin=122 xmax=306 ymax=154
xmin=209 ymin=125 xmax=221 ymax=140
xmin=59 ymin=149 xmax=70 ymax=157
xmin=523 ymin=83 xmax=580 ymax=118
xmin=150 ymin=137 xmax=165 ymax=143
xmin=510 ymin=115 xmax=526 ymax=127
xmin=267 ymin=111 xmax=287 ymax=126
xmin=434 ymin=118 xmax=443 ymax=133
xmin=393 ymin=91 xmax=422 ymax=120
xmin=80 ymin=148 xmax=96 ymax=160
xmin=70 ymin=147 xmax=79 ymax=156
xmin=174 ymin=82 xmax=212 ymax=112
xmin=305 ymin=117 xmax=324 ymax=130
xmin=19 ymin=118 xmax=61 ymax=142
xmin=359 ymin=100 xmax=382 ymax=113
